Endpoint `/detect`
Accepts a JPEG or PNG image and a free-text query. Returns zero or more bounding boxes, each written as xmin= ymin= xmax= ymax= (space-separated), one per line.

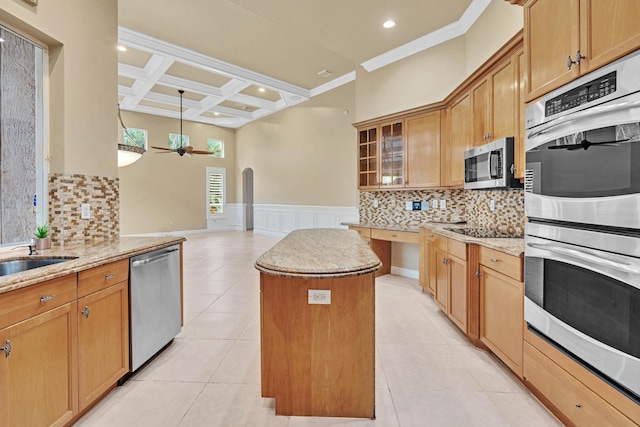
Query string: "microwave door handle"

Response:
xmin=489 ymin=151 xmax=499 ymax=178
xmin=527 ymin=99 xmax=639 ymax=139
xmin=528 ymin=242 xmax=640 ymax=276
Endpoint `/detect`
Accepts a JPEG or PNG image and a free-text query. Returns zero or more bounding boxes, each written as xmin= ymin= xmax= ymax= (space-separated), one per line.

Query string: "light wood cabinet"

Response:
xmin=515 ymin=47 xmax=526 ymax=179
xmin=405 ymin=111 xmax=441 ymax=188
xmin=379 ymin=121 xmax=404 ymax=188
xmin=357 ymin=127 xmax=378 ymax=189
xmin=419 ymin=228 xmax=436 ymax=294
xmin=0 ymin=301 xmax=78 ymax=427
xmin=447 ymin=92 xmax=472 ymax=187
xmin=524 ymin=0 xmax=640 ymax=101
xmin=77 ymin=281 xmax=129 ymax=411
xmin=447 ymin=253 xmax=467 ymax=332
xmin=471 ymin=79 xmax=489 ymax=146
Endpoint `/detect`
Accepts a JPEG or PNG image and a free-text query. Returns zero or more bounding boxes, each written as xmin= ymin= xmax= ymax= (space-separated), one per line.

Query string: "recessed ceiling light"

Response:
xmin=383 ymin=20 xmax=396 ymax=29
xmin=0 ymin=38 xmax=4 ymax=43
xmin=214 ymin=112 xmax=220 ymax=116
xmin=117 ymin=45 xmax=127 ymax=52
xmin=258 ymin=87 xmax=266 ymax=93
xmin=317 ymin=69 xmax=333 ymax=78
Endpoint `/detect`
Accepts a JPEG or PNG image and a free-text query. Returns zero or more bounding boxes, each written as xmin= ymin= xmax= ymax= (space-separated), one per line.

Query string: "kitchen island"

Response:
xmin=255 ymin=228 xmax=381 ymax=418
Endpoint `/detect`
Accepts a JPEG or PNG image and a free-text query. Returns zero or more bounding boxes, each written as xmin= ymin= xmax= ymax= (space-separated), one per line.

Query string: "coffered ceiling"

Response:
xmin=117 ymin=0 xmax=490 ymax=129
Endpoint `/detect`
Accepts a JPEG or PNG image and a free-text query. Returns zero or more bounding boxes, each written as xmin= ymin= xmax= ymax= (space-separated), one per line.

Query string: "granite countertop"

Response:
xmin=0 ymin=236 xmax=186 ymax=295
xmin=345 ymin=222 xmax=524 ymax=257
xmin=255 ymin=229 xmax=382 ymax=278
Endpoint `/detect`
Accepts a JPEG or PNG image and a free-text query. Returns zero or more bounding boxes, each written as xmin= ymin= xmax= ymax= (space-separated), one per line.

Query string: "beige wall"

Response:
xmin=118 ymin=111 xmax=236 ymax=235
xmin=355 ymin=37 xmax=467 ymax=122
xmin=355 ymin=0 xmax=523 ymax=123
xmin=235 ymin=82 xmax=357 ymax=207
xmin=464 ymin=0 xmax=523 ymax=75
xmin=0 ymin=0 xmax=118 ymax=179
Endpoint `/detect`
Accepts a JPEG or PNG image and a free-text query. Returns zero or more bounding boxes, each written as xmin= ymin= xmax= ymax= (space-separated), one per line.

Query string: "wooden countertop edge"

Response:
xmin=0 ymin=236 xmax=186 ymax=295
xmin=255 ymin=261 xmax=382 ymax=279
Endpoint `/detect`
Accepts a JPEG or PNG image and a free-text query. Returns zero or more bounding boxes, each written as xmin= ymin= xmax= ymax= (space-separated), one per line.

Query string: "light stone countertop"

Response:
xmin=0 ymin=236 xmax=186 ymax=295
xmin=346 ymin=222 xmax=524 ymax=258
xmin=255 ymin=229 xmax=382 ymax=278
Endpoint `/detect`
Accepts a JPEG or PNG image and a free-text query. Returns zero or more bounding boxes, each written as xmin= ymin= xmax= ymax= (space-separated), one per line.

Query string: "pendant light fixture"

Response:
xmin=117 ymin=103 xmax=146 ymax=167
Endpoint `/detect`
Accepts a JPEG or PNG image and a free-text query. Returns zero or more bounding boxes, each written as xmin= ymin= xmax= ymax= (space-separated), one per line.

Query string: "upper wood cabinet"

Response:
xmin=357 ymin=127 xmax=378 ymax=189
xmin=524 ymin=0 xmax=640 ymax=101
xmin=471 ymin=79 xmax=489 ymax=146
xmin=406 ymin=111 xmax=441 ymax=188
xmin=447 ymin=92 xmax=472 ymax=187
xmin=379 ymin=121 xmax=404 ymax=188
xmin=515 ymin=48 xmax=526 ymax=179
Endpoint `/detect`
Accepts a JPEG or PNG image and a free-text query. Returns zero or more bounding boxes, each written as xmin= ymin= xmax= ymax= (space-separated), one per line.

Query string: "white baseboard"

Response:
xmin=253 ymin=204 xmax=359 ymax=238
xmin=390 ymin=266 xmax=419 ymax=280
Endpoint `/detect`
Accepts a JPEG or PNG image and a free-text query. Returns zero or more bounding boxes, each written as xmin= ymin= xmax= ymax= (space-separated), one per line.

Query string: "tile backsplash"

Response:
xmin=49 ymin=174 xmax=119 ymax=246
xmin=359 ymin=189 xmax=525 ymax=233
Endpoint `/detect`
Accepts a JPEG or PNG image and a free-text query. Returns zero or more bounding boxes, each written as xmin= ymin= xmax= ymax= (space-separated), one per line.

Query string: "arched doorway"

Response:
xmin=242 ymin=168 xmax=254 ymax=230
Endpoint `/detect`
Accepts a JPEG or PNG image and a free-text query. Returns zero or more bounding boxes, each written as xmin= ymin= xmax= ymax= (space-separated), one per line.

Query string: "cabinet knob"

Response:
xmin=490 ymin=258 xmax=498 ymax=263
xmin=575 ymin=403 xmax=582 ymax=408
xmin=105 ymin=274 xmax=116 ymax=280
xmin=442 ymin=257 xmax=448 ymax=265
xmin=566 ymin=51 xmax=586 ymax=70
xmin=1 ymin=340 xmax=11 ymax=358
xmin=40 ymin=295 xmax=55 ymax=302
xmin=81 ymin=306 xmax=90 ymax=319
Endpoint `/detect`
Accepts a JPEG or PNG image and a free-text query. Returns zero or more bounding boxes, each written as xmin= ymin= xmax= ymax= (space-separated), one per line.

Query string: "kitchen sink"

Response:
xmin=0 ymin=258 xmax=75 ymax=277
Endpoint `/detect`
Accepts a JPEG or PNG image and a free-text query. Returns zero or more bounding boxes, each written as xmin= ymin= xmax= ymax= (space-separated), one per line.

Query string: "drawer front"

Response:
xmin=479 ymin=246 xmax=522 ymax=281
xmin=350 ymin=226 xmax=371 ymax=241
xmin=78 ymin=259 xmax=129 ymax=298
xmin=0 ymin=274 xmax=77 ymax=329
xmin=524 ymin=342 xmax=635 ymax=427
xmin=447 ymin=238 xmax=467 ymax=261
xmin=422 ymin=228 xmax=436 ymax=242
xmin=433 ymin=234 xmax=448 ymax=251
xmin=371 ymin=229 xmax=419 ymax=244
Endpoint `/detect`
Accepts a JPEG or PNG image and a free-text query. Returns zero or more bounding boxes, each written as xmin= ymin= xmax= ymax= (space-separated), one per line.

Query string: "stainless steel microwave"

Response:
xmin=464 ymin=137 xmax=522 ymax=190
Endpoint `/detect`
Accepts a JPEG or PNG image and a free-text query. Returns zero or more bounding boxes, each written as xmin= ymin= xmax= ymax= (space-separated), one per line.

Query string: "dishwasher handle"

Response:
xmin=131 ymin=248 xmax=179 ymax=268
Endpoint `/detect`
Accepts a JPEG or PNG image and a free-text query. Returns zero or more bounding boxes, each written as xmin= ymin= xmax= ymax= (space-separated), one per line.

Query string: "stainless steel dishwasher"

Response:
xmin=129 ymin=245 xmax=181 ymax=371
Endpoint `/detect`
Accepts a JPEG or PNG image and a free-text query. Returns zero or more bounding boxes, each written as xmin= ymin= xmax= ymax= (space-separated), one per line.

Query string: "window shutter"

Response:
xmin=208 ymin=171 xmax=224 ymax=214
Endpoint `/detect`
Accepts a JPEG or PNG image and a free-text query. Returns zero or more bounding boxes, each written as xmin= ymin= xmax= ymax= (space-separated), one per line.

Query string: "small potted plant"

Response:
xmin=34 ymin=224 xmax=51 ymax=250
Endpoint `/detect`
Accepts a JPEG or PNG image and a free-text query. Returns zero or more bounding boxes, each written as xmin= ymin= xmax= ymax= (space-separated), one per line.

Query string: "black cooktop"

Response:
xmin=444 ymin=227 xmax=524 ymax=239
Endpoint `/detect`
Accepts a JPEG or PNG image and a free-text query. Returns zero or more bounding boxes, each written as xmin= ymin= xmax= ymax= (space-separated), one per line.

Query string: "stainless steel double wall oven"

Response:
xmin=524 ymin=49 xmax=640 ymax=402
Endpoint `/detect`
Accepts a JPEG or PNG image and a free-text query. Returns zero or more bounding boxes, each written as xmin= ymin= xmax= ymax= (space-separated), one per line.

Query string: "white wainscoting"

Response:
xmin=253 ymin=204 xmax=359 ymax=238
xmin=206 ymin=203 xmax=246 ymax=232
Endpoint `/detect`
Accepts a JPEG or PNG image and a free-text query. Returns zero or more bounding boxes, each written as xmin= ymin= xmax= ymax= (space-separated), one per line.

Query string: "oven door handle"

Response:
xmin=527 ymin=99 xmax=639 ymax=139
xmin=528 ymin=242 xmax=640 ymax=275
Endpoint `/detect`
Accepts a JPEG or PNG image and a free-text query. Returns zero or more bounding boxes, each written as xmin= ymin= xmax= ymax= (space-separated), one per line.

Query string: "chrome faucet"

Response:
xmin=11 ymin=243 xmax=37 ymax=255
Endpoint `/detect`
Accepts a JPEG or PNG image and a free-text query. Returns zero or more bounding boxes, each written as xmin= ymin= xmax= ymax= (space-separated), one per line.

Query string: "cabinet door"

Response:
xmin=447 ymin=254 xmax=467 ymax=333
xmin=471 ymin=79 xmax=489 ymax=146
xmin=434 ymin=247 xmax=449 ymax=312
xmin=580 ymin=0 xmax=640 ymax=74
xmin=0 ymin=303 xmax=78 ymax=427
xmin=358 ymin=127 xmax=379 ymax=189
xmin=447 ymin=93 xmax=472 ymax=186
xmin=480 ymin=265 xmax=523 ymax=377
xmin=524 ymin=0 xmax=580 ymax=101
xmin=77 ymin=281 xmax=129 ymax=411
xmin=515 ymin=48 xmax=526 ymax=180
xmin=489 ymin=57 xmax=517 ymax=143
xmin=379 ymin=121 xmax=404 ymax=188
xmin=406 ymin=111 xmax=441 ymax=188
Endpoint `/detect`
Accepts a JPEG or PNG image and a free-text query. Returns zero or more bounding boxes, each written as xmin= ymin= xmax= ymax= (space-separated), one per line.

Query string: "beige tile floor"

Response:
xmin=76 ymin=231 xmax=562 ymax=427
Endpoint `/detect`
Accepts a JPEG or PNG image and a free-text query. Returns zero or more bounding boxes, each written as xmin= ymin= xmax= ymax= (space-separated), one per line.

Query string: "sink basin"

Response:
xmin=0 ymin=258 xmax=74 ymax=277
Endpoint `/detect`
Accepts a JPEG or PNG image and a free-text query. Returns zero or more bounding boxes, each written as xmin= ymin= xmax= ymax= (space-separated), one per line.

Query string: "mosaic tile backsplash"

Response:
xmin=359 ymin=189 xmax=525 ymax=234
xmin=49 ymin=174 xmax=120 ymax=246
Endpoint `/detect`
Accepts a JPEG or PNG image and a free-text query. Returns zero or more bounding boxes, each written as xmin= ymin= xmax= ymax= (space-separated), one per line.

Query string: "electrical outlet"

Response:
xmin=373 ymin=199 xmax=379 ymax=208
xmin=490 ymin=199 xmax=495 ymax=212
xmin=405 ymin=201 xmax=413 ymax=211
xmin=391 ymin=199 xmax=396 ymax=208
xmin=439 ymin=199 xmax=446 ymax=210
xmin=308 ymin=289 xmax=331 ymax=305
xmin=81 ymin=203 xmax=91 ymax=219
xmin=421 ymin=201 xmax=429 ymax=211
xmin=431 ymin=199 xmax=438 ymax=209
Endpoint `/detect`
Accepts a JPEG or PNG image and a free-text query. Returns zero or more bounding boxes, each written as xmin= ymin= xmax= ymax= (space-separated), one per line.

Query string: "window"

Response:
xmin=207 ymin=138 xmax=224 ymax=158
xmin=169 ymin=133 xmax=189 ymax=149
xmin=0 ymin=26 xmax=47 ymax=245
xmin=207 ymin=167 xmax=225 ymax=216
xmin=123 ymin=128 xmax=148 ymax=149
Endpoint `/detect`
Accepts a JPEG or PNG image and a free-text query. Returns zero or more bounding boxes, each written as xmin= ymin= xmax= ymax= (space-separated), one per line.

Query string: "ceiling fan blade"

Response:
xmin=155 ymin=151 xmax=175 ymax=154
xmin=150 ymin=145 xmax=176 ymax=152
xmin=589 ymin=138 xmax=629 ymax=145
xmin=190 ymin=150 xmax=214 ymax=155
xmin=548 ymin=144 xmax=581 ymax=150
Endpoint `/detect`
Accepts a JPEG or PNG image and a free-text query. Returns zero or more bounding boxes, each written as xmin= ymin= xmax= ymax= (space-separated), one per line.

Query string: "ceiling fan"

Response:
xmin=151 ymin=90 xmax=213 ymax=157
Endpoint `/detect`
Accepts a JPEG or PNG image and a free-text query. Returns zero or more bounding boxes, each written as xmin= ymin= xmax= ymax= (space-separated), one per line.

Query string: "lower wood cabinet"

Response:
xmin=0 ymin=301 xmax=78 ymax=427
xmin=77 ymin=281 xmax=129 ymax=411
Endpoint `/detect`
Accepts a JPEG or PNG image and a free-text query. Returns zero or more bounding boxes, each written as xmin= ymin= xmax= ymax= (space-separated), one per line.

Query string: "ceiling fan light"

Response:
xmin=118 ymin=143 xmax=146 ymax=167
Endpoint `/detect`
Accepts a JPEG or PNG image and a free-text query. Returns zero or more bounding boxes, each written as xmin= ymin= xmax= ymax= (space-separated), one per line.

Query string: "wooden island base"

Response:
xmin=256 ymin=229 xmax=381 ymax=418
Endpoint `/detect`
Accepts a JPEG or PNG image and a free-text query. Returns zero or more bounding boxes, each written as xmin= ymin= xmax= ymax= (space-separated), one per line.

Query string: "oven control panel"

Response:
xmin=545 ymin=71 xmax=617 ymax=117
